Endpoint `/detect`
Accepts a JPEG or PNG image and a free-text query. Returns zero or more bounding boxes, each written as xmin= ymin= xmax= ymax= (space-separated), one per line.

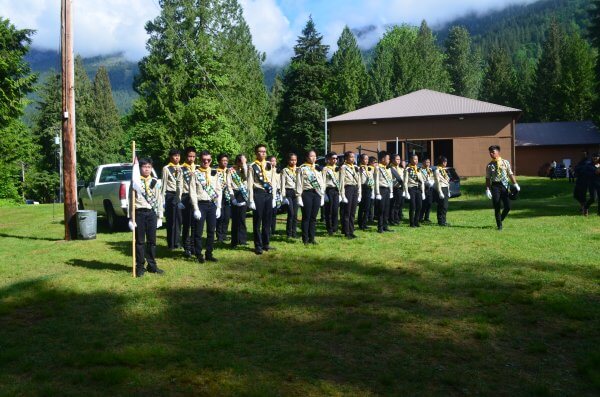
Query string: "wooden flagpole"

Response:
xmin=132 ymin=141 xmax=136 ymax=278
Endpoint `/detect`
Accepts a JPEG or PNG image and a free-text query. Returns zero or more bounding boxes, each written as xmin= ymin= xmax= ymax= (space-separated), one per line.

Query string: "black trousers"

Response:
xmin=408 ymin=186 xmax=423 ymax=227
xmin=420 ymin=186 xmax=434 ymax=221
xmin=324 ymin=187 xmax=339 ymax=234
xmin=377 ymin=187 xmax=391 ymax=231
xmin=253 ymin=189 xmax=273 ymax=250
xmin=301 ymin=190 xmax=320 ymax=243
xmin=165 ymin=191 xmax=182 ymax=249
xmin=181 ymin=194 xmax=195 ymax=254
xmin=491 ymin=183 xmax=510 ymax=227
xmin=231 ymin=190 xmax=248 ymax=246
xmin=285 ymin=188 xmax=298 ymax=237
xmin=135 ymin=209 xmax=157 ymax=273
xmin=193 ymin=201 xmax=217 ymax=258
xmin=391 ymin=186 xmax=404 ymax=223
xmin=341 ymin=185 xmax=359 ymax=236
xmin=436 ymin=187 xmax=449 ymax=225
xmin=271 ymin=198 xmax=278 ymax=235
xmin=358 ymin=185 xmax=372 ymax=229
xmin=216 ymin=195 xmax=231 ymax=242
xmin=584 ymin=184 xmax=600 ymax=213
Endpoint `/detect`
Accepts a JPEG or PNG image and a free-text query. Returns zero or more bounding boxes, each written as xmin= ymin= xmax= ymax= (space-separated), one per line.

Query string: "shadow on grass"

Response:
xmin=65 ymin=259 xmax=131 ymax=273
xmin=0 ymin=256 xmax=598 ymax=396
xmin=0 ymin=232 xmax=62 ymax=242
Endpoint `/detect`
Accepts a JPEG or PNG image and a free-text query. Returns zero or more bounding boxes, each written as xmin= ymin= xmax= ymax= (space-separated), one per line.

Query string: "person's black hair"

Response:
xmin=139 ymin=158 xmax=153 ymax=167
xmin=200 ymin=150 xmax=211 ymax=157
xmin=184 ymin=146 xmax=197 ymax=156
xmin=254 ymin=143 xmax=267 ymax=152
xmin=267 ymin=155 xmax=277 ymax=162
xmin=217 ymin=153 xmax=229 ymax=162
xmin=489 ymin=145 xmax=501 ymax=152
xmin=378 ymin=151 xmax=388 ymax=161
xmin=392 ymin=153 xmax=401 ymax=160
xmin=305 ymin=149 xmax=316 ymax=159
xmin=326 ymin=151 xmax=337 ymax=159
xmin=287 ymin=152 xmax=297 ymax=160
xmin=437 ymin=155 xmax=448 ymax=165
xmin=168 ymin=148 xmax=181 ymax=157
xmin=368 ymin=156 xmax=377 ymax=164
xmin=344 ymin=150 xmax=354 ymax=157
xmin=234 ymin=154 xmax=245 ymax=164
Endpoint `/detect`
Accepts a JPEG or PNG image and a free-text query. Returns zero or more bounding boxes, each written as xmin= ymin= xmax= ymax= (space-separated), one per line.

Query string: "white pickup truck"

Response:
xmin=78 ymin=163 xmax=159 ymax=231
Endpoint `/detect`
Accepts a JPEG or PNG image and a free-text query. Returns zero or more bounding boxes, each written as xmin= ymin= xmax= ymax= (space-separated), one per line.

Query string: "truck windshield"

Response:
xmin=98 ymin=166 xmax=132 ymax=183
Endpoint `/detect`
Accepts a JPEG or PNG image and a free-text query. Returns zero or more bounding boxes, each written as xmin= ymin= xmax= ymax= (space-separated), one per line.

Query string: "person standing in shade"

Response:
xmin=248 ymin=144 xmax=275 ymax=254
xmin=190 ymin=150 xmax=222 ymax=263
xmin=229 ymin=154 xmax=249 ymax=247
xmin=419 ymin=158 xmax=435 ymax=223
xmin=215 ymin=153 xmax=232 ymax=243
xmin=434 ymin=156 xmax=451 ymax=227
xmin=404 ymin=154 xmax=426 ymax=228
xmin=389 ymin=154 xmax=404 ymax=226
xmin=161 ymin=149 xmax=182 ymax=250
xmin=129 ymin=158 xmax=164 ymax=277
xmin=322 ymin=152 xmax=340 ymax=236
xmin=583 ymin=153 xmax=600 ymax=216
xmin=374 ymin=151 xmax=394 ymax=233
xmin=296 ymin=150 xmax=325 ymax=245
xmin=281 ymin=153 xmax=299 ymax=238
xmin=179 ymin=146 xmax=197 ymax=258
xmin=268 ymin=155 xmax=282 ymax=236
xmin=339 ymin=151 xmax=361 ymax=239
xmin=485 ymin=145 xmax=520 ymax=230
xmin=357 ymin=154 xmax=375 ymax=230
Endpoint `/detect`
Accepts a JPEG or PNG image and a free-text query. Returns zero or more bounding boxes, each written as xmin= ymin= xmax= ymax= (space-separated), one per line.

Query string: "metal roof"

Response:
xmin=327 ymin=89 xmax=521 ymax=123
xmin=515 ymin=121 xmax=600 ymax=147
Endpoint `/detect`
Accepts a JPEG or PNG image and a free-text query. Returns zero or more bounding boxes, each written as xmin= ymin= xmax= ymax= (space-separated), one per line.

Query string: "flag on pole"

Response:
xmin=131 ymin=155 xmax=143 ymax=196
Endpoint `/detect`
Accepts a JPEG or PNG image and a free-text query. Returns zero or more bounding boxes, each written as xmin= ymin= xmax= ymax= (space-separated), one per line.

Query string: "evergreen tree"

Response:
xmin=414 ymin=21 xmax=451 ymax=94
xmin=444 ymin=25 xmax=482 ymax=98
xmin=327 ymin=26 xmax=367 ymax=116
xmin=588 ymin=0 xmax=600 ymax=120
xmin=91 ymin=66 xmax=124 ymax=162
xmin=267 ymin=74 xmax=284 ymax=154
xmin=276 ymin=17 xmax=329 ymax=155
xmin=533 ymin=20 xmax=564 ymax=121
xmin=32 ymin=72 xmax=62 ymax=171
xmin=480 ymin=47 xmax=518 ymax=107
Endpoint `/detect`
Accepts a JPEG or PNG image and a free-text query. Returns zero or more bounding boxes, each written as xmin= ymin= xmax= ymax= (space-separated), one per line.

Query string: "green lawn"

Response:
xmin=0 ymin=177 xmax=598 ymax=396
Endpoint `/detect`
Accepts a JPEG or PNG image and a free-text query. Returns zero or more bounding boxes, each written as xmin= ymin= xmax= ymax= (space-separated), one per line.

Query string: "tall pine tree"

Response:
xmin=276 ymin=17 xmax=329 ymax=155
xmin=91 ymin=67 xmax=124 ymax=162
xmin=444 ymin=26 xmax=482 ymax=98
xmin=480 ymin=47 xmax=518 ymax=107
xmin=533 ymin=20 xmax=564 ymax=121
xmin=588 ymin=0 xmax=600 ymax=121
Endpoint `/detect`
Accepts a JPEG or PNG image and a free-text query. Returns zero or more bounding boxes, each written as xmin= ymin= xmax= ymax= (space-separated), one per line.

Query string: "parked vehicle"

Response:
xmin=78 ymin=163 xmax=158 ymax=231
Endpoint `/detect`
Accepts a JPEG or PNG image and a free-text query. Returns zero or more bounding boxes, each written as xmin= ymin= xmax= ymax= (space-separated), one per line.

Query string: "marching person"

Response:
xmin=374 ymin=151 xmax=393 ymax=233
xmin=161 ymin=149 xmax=182 ymax=249
xmin=357 ymin=153 xmax=374 ymax=230
xmin=419 ymin=158 xmax=435 ymax=223
xmin=322 ymin=151 xmax=340 ymax=236
xmin=434 ymin=156 xmax=451 ymax=227
xmin=339 ymin=151 xmax=361 ymax=239
xmin=229 ymin=154 xmax=249 ymax=247
xmin=129 ymin=158 xmax=164 ymax=277
xmin=389 ymin=154 xmax=404 ymax=226
xmin=296 ymin=150 xmax=325 ymax=244
xmin=248 ymin=144 xmax=276 ymax=254
xmin=190 ymin=150 xmax=222 ymax=262
xmin=179 ymin=146 xmax=197 ymax=258
xmin=404 ymin=154 xmax=426 ymax=228
xmin=485 ymin=145 xmax=520 ymax=230
xmin=281 ymin=153 xmax=299 ymax=238
xmin=215 ymin=153 xmax=232 ymax=243
xmin=268 ymin=155 xmax=282 ymax=236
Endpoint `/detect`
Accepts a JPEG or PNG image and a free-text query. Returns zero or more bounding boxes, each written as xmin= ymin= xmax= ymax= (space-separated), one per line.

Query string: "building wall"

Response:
xmin=516 ymin=145 xmax=600 ymax=176
xmin=330 ymin=114 xmax=516 ymax=177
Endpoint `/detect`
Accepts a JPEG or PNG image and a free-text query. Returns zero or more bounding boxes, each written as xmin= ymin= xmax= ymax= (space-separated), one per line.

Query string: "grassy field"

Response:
xmin=0 ymin=177 xmax=598 ymax=396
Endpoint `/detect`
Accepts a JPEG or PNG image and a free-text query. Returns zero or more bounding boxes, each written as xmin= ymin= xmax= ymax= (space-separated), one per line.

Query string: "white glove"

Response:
xmin=428 ymin=180 xmax=434 ymax=188
xmin=249 ymin=201 xmax=256 ymax=210
xmin=128 ymin=219 xmax=136 ymax=231
xmin=193 ymin=209 xmax=202 ymax=220
xmin=156 ymin=218 xmax=163 ymax=228
xmin=390 ymin=192 xmax=394 ymax=199
xmin=238 ymin=201 xmax=247 ymax=207
xmin=320 ymin=196 xmax=325 ymax=206
xmin=338 ymin=195 xmax=342 ymax=203
xmin=448 ymin=191 xmax=451 ymax=198
xmin=421 ymin=192 xmax=426 ymax=201
xmin=342 ymin=197 xmax=348 ymax=204
xmin=231 ymin=198 xmax=239 ymax=206
xmin=162 ymin=203 xmax=166 ymax=209
xmin=438 ymin=191 xmax=445 ymax=199
xmin=282 ymin=198 xmax=289 ymax=206
xmin=486 ymin=189 xmax=492 ymax=200
xmin=405 ymin=192 xmax=410 ymax=200
xmin=514 ymin=183 xmax=520 ymax=192
xmin=216 ymin=207 xmax=221 ymax=219
xmin=375 ymin=194 xmax=382 ymax=200
xmin=177 ymin=202 xmax=185 ymax=210
xmin=324 ymin=194 xmax=329 ymax=203
xmin=297 ymin=197 xmax=304 ymax=207
xmin=371 ymin=191 xmax=375 ymax=200
xmin=357 ymin=196 xmax=362 ymax=203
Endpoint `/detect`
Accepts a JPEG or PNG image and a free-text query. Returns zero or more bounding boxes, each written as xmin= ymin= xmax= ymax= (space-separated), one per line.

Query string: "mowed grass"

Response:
xmin=0 ymin=177 xmax=598 ymax=396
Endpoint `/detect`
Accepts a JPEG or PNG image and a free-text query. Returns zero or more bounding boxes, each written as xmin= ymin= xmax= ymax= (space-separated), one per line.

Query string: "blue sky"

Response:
xmin=0 ymin=0 xmax=536 ymax=64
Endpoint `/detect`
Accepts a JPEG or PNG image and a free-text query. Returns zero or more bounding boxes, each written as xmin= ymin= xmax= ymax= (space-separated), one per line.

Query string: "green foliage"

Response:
xmin=480 ymin=47 xmax=518 ymax=108
xmin=276 ymin=17 xmax=329 ymax=156
xmin=23 ymin=169 xmax=59 ymax=203
xmin=326 ymin=26 xmax=367 ymax=117
xmin=533 ymin=20 xmax=564 ymax=122
xmin=588 ymin=0 xmax=600 ymax=120
xmin=0 ymin=18 xmax=37 ymax=129
xmin=32 ymin=72 xmax=61 ymax=169
xmin=0 ymin=119 xmax=38 ymax=201
xmin=444 ymin=26 xmax=483 ymax=98
xmin=91 ymin=67 xmax=125 ymax=160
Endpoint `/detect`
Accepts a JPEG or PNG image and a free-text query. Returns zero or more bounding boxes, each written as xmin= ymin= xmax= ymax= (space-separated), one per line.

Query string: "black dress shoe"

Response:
xmin=310 ymin=241 xmax=318 ymax=245
xmin=255 ymin=248 xmax=263 ymax=255
xmin=147 ymin=268 xmax=164 ymax=275
xmin=197 ymin=255 xmax=205 ymax=263
xmin=135 ymin=270 xmax=145 ymax=278
xmin=206 ymin=255 xmax=218 ymax=262
xmin=183 ymin=250 xmax=193 ymax=258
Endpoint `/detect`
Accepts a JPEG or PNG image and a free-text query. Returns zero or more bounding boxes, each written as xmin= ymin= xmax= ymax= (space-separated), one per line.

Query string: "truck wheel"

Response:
xmin=78 ymin=199 xmax=84 ymax=210
xmin=105 ymin=203 xmax=118 ymax=231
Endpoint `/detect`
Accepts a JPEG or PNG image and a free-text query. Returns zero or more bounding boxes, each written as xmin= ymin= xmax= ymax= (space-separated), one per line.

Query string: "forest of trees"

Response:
xmin=1 ymin=0 xmax=600 ymax=203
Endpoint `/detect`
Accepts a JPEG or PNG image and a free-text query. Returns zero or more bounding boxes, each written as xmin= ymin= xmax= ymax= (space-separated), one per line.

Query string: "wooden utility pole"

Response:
xmin=61 ymin=0 xmax=77 ymax=240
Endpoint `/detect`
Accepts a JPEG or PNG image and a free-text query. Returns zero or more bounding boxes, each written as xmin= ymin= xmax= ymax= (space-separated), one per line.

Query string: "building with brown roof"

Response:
xmin=327 ymin=89 xmax=522 ymax=177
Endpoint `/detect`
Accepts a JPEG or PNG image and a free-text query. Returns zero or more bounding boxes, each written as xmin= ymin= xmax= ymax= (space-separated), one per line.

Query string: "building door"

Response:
xmin=405 ymin=140 xmax=430 ymax=163
xmin=433 ymin=139 xmax=453 ymax=166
